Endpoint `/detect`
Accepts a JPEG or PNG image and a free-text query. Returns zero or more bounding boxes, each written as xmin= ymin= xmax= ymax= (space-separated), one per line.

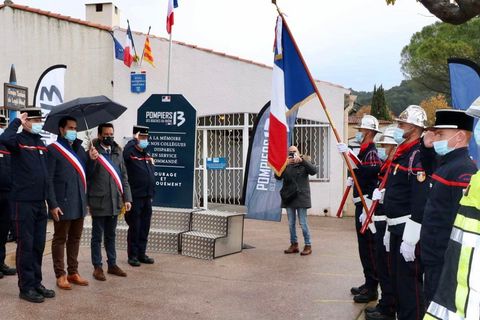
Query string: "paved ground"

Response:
xmin=0 ymin=215 xmax=372 ymax=320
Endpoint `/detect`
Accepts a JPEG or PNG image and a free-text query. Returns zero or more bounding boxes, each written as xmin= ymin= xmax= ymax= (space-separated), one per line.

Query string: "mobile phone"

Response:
xmin=288 ymin=152 xmax=296 ymax=159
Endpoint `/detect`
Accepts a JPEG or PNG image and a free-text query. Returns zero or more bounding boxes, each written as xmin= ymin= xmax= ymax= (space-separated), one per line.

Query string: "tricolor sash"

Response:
xmin=50 ymin=141 xmax=87 ymax=193
xmin=97 ymin=154 xmax=124 ymax=195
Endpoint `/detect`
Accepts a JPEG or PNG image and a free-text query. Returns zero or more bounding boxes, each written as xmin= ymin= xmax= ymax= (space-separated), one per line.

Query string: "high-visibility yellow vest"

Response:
xmin=424 ymin=171 xmax=480 ymax=320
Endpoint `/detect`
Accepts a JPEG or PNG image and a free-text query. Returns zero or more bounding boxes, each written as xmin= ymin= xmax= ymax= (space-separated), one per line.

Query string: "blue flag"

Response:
xmin=448 ymin=58 xmax=480 ymax=162
xmin=111 ymin=33 xmax=124 ymax=61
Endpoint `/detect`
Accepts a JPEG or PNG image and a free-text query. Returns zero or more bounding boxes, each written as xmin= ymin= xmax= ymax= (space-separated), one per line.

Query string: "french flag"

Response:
xmin=268 ymin=16 xmax=315 ymax=175
xmin=124 ymin=23 xmax=135 ymax=67
xmin=166 ymin=0 xmax=179 ymax=34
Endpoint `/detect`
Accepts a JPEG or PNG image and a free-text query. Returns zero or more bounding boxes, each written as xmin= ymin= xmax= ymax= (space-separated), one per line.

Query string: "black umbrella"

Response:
xmin=43 ymin=95 xmax=127 ymax=134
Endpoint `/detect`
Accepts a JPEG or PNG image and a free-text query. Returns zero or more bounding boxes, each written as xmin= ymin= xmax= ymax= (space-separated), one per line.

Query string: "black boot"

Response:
xmin=138 ymin=255 xmax=154 ymax=264
xmin=365 ymin=311 xmax=395 ymax=320
xmin=350 ymin=283 xmax=366 ymax=295
xmin=353 ymin=288 xmax=378 ymax=303
xmin=0 ymin=263 xmax=16 ymax=276
xmin=19 ymin=289 xmax=44 ymax=303
xmin=35 ymin=285 xmax=55 ymax=298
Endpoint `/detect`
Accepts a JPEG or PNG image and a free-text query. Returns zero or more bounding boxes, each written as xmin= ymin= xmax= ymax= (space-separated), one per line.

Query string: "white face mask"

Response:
xmin=0 ymin=128 xmax=4 ymax=135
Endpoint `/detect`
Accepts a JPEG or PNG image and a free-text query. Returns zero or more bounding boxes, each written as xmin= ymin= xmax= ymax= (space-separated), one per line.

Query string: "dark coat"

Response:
xmin=123 ymin=139 xmax=155 ymax=199
xmin=0 ymin=141 xmax=12 ymax=193
xmin=352 ymin=142 xmax=382 ymax=199
xmin=87 ymin=138 xmax=132 ymax=217
xmin=0 ymin=118 xmax=49 ymax=202
xmin=47 ymin=137 xmax=88 ymax=221
xmin=276 ymin=158 xmax=317 ymax=208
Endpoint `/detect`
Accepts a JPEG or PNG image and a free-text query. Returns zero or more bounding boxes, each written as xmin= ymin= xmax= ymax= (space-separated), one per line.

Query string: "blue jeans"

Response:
xmin=286 ymin=208 xmax=311 ymax=245
xmin=91 ymin=216 xmax=118 ymax=268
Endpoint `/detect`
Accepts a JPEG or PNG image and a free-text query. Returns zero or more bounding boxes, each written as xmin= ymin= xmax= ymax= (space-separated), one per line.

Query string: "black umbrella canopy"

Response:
xmin=43 ymin=95 xmax=127 ymax=134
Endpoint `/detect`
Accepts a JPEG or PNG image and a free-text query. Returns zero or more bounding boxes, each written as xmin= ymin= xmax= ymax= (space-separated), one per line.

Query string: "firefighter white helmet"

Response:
xmin=395 ymin=105 xmax=427 ymax=128
xmin=377 ymin=125 xmax=397 ymax=145
xmin=354 ymin=115 xmax=381 ymax=133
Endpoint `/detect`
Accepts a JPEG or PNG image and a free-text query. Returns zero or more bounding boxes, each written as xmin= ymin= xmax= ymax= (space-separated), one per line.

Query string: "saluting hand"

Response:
xmin=50 ymin=207 xmax=64 ymax=222
xmin=89 ymin=146 xmax=99 ymax=160
xmin=19 ymin=112 xmax=28 ymax=126
xmin=125 ymin=202 xmax=132 ymax=212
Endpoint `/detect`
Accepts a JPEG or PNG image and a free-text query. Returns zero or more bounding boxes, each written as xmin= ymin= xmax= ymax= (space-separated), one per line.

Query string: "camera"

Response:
xmin=288 ymin=151 xmax=296 ymax=159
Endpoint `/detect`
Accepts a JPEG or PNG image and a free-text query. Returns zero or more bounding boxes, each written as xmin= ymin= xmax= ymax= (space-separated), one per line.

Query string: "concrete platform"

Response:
xmin=0 ymin=215 xmax=372 ymax=320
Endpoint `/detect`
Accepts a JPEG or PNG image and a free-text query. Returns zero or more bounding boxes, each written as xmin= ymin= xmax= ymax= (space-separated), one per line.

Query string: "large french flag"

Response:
xmin=268 ymin=16 xmax=315 ymax=176
xmin=166 ymin=0 xmax=179 ymax=34
xmin=124 ymin=23 xmax=135 ymax=67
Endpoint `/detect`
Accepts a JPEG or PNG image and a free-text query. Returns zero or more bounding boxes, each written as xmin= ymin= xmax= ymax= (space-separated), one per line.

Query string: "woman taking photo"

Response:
xmin=276 ymin=145 xmax=317 ymax=256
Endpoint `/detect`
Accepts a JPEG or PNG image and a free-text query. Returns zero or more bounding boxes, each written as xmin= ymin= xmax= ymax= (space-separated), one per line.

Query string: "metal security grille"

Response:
xmin=194 ymin=113 xmax=330 ymax=208
xmin=293 ymin=118 xmax=330 ymax=181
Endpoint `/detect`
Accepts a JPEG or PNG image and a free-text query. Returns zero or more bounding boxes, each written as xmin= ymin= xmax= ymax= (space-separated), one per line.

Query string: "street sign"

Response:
xmin=137 ymin=94 xmax=196 ymax=208
xmin=206 ymin=157 xmax=227 ymax=170
xmin=131 ymin=72 xmax=146 ymax=94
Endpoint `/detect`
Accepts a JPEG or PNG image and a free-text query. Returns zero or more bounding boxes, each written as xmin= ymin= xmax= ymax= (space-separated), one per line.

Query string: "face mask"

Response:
xmin=31 ymin=123 xmax=43 ymax=134
xmin=433 ymin=132 xmax=459 ymax=156
xmin=138 ymin=139 xmax=149 ymax=149
xmin=64 ymin=130 xmax=77 ymax=142
xmin=355 ymin=132 xmax=364 ymax=143
xmin=377 ymin=148 xmax=387 ymax=161
xmin=393 ymin=127 xmax=405 ymax=144
xmin=102 ymin=136 xmax=114 ymax=146
xmin=475 ymin=123 xmax=480 ymax=146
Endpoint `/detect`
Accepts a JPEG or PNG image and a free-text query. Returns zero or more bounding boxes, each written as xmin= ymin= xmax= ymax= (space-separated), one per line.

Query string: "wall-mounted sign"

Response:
xmin=137 ymin=94 xmax=196 ymax=208
xmin=4 ymin=83 xmax=28 ymax=110
xmin=131 ymin=71 xmax=146 ymax=94
xmin=206 ymin=157 xmax=227 ymax=170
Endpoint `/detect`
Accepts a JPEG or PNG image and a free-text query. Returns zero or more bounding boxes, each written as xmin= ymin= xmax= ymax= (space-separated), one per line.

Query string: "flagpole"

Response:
xmin=167 ymin=31 xmax=173 ymax=94
xmin=140 ymin=26 xmax=151 ymax=67
xmin=272 ymin=1 xmax=370 ymax=214
xmin=127 ymin=19 xmax=139 ymax=62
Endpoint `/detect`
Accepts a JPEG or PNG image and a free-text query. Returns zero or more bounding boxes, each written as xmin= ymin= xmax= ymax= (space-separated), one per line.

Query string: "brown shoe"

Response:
xmin=284 ymin=243 xmax=299 ymax=254
xmin=300 ymin=245 xmax=312 ymax=256
xmin=93 ymin=266 xmax=106 ymax=281
xmin=56 ymin=275 xmax=72 ymax=290
xmin=107 ymin=265 xmax=127 ymax=277
xmin=67 ymin=273 xmax=89 ymax=286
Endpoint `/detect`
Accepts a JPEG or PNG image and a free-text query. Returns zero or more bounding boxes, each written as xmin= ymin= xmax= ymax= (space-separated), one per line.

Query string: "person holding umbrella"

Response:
xmin=123 ymin=126 xmax=156 ymax=267
xmin=0 ymin=108 xmax=55 ymax=303
xmin=87 ymin=123 xmax=132 ymax=281
xmin=46 ymin=116 xmax=96 ymax=290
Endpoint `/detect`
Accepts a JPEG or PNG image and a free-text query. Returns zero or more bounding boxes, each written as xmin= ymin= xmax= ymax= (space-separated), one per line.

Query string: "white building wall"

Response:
xmin=0 ymin=5 xmax=348 ymax=216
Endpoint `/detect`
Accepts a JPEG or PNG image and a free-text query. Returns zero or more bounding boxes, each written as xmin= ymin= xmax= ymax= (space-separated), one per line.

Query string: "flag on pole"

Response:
xmin=142 ymin=35 xmax=155 ymax=67
xmin=111 ymin=34 xmax=124 ymax=61
xmin=166 ymin=0 xmax=179 ymax=34
xmin=268 ymin=16 xmax=316 ymax=176
xmin=124 ymin=22 xmax=136 ymax=67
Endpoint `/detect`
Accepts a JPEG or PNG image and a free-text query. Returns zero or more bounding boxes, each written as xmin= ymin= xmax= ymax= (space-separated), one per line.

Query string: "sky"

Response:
xmin=17 ymin=0 xmax=438 ymax=91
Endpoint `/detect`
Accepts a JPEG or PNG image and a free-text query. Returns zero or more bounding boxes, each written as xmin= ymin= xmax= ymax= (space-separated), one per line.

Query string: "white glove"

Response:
xmin=400 ymin=241 xmax=416 ymax=262
xmin=359 ymin=212 xmax=366 ymax=224
xmin=337 ymin=142 xmax=349 ymax=153
xmin=383 ymin=230 xmax=390 ymax=252
xmin=346 ymin=177 xmax=354 ymax=187
xmin=372 ymin=188 xmax=385 ymax=202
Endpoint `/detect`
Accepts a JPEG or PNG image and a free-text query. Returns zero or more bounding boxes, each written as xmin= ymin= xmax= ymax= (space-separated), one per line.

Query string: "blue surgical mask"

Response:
xmin=377 ymin=147 xmax=387 ymax=161
xmin=31 ymin=123 xmax=43 ymax=134
xmin=138 ymin=139 xmax=149 ymax=149
xmin=433 ymin=132 xmax=459 ymax=156
xmin=393 ymin=127 xmax=405 ymax=144
xmin=474 ymin=123 xmax=480 ymax=146
xmin=355 ymin=132 xmax=364 ymax=143
xmin=64 ymin=130 xmax=77 ymax=142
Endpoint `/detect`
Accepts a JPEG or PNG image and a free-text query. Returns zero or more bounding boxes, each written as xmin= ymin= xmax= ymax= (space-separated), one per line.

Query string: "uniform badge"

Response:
xmin=393 ymin=164 xmax=399 ymax=175
xmin=417 ymin=171 xmax=426 ymax=182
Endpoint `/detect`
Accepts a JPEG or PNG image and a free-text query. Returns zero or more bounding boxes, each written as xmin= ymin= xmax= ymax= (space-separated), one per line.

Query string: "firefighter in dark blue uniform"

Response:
xmin=381 ymin=105 xmax=430 ymax=320
xmin=365 ymin=126 xmax=397 ymax=320
xmin=123 ymin=125 xmax=156 ymax=266
xmin=420 ymin=109 xmax=476 ymax=306
xmin=0 ymin=108 xmax=55 ymax=303
xmin=0 ymin=115 xmax=17 ymax=279
xmin=338 ymin=115 xmax=382 ymax=303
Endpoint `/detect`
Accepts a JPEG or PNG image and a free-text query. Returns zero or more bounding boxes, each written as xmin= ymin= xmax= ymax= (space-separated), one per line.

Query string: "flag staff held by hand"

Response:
xmin=271 ymin=0 xmax=370 ymax=214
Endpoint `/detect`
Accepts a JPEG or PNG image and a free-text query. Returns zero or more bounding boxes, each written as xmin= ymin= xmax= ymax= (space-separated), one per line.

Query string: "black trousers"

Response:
xmin=0 ymin=193 xmax=12 ymax=264
xmin=125 ymin=197 xmax=153 ymax=259
xmin=13 ymin=201 xmax=47 ymax=292
xmin=390 ymin=232 xmax=425 ymax=320
xmin=423 ymin=263 xmax=443 ymax=306
xmin=355 ymin=204 xmax=378 ymax=290
xmin=374 ymin=220 xmax=396 ymax=316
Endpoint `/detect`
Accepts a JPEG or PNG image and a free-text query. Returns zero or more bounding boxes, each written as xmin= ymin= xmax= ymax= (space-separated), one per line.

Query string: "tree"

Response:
xmin=401 ymin=18 xmax=480 ymax=95
xmin=387 ymin=0 xmax=480 ymax=25
xmin=371 ymin=85 xmax=391 ymax=120
xmin=419 ymin=94 xmax=451 ymax=126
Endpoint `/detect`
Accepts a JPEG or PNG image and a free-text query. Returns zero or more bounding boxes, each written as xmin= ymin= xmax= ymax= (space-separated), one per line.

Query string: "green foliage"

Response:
xmin=401 ymin=18 xmax=480 ymax=94
xmin=370 ymin=85 xmax=391 ymax=120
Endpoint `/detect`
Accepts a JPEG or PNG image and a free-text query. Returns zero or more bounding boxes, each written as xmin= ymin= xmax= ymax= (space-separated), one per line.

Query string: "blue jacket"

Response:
xmin=420 ymin=147 xmax=476 ymax=265
xmin=383 ymin=139 xmax=430 ymax=236
xmin=123 ymin=139 xmax=155 ymax=199
xmin=0 ymin=118 xmax=49 ymax=202
xmin=47 ymin=137 xmax=88 ymax=220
